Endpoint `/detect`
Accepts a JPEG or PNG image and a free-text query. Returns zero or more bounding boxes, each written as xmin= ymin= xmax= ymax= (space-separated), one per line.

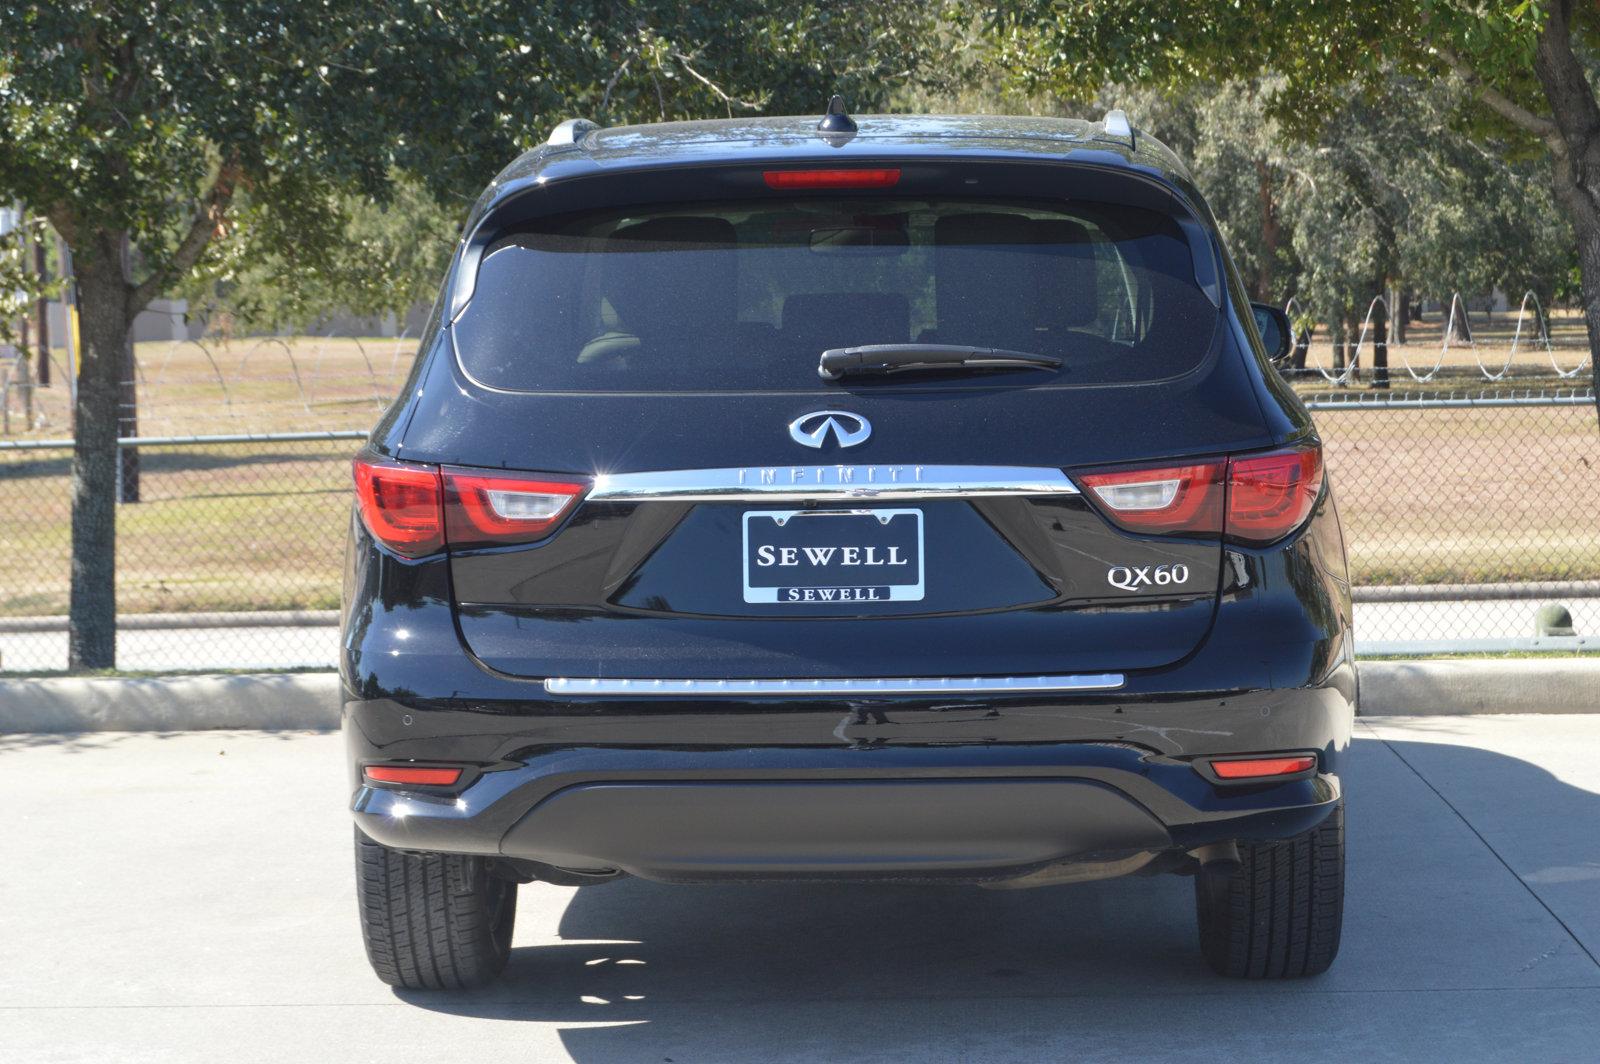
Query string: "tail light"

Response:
xmin=442 ymin=469 xmax=586 ymax=549
xmin=353 ymin=456 xmax=444 ymax=557
xmin=1078 ymin=444 xmax=1322 ymax=546
xmin=1077 ymin=462 xmax=1225 ymax=536
xmin=1226 ymin=447 xmax=1324 ymax=545
xmin=354 ymin=454 xmax=587 ymax=557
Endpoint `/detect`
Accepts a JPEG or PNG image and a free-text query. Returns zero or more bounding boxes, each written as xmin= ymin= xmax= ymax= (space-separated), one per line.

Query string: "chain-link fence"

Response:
xmin=1308 ymin=391 xmax=1600 ymax=653
xmin=1 ymin=391 xmax=1597 ymax=671
xmin=0 ymin=432 xmax=361 ymax=671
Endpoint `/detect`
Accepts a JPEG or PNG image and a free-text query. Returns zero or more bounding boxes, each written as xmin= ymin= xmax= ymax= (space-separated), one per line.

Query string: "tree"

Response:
xmin=982 ymin=0 xmax=1600 ymax=408
xmin=1263 ymin=76 xmax=1570 ymax=383
xmin=0 ymin=0 xmax=940 ymax=669
xmin=174 ymin=177 xmax=459 ymax=335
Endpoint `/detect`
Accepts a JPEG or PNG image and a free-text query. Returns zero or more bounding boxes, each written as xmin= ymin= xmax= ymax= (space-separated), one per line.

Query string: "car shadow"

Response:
xmin=393 ymin=733 xmax=1600 ymax=1061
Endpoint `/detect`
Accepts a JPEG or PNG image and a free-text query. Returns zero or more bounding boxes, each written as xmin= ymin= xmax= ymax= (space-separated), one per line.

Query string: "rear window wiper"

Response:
xmin=818 ymin=344 xmax=1063 ymax=381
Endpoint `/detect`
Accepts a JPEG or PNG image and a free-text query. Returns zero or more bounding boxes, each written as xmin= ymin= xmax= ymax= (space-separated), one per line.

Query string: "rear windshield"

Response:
xmin=454 ymin=197 xmax=1218 ymax=392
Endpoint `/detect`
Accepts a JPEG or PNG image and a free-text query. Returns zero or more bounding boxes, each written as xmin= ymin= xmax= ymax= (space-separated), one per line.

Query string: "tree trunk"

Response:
xmin=1346 ymin=313 xmax=1362 ymax=382
xmin=1254 ymin=157 xmax=1278 ymax=300
xmin=1291 ymin=323 xmax=1311 ymax=371
xmin=1394 ymin=287 xmax=1411 ymax=344
xmin=1563 ymin=205 xmax=1600 ymax=419
xmin=1372 ymin=300 xmax=1390 ymax=390
xmin=34 ymin=232 xmax=50 ymax=387
xmin=66 ymin=231 xmax=132 ymax=670
xmin=1532 ymin=0 xmax=1600 ymax=424
xmin=119 ymin=323 xmax=140 ymax=503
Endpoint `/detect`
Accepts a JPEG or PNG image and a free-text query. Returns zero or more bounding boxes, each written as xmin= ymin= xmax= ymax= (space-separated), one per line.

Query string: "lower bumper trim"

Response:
xmin=500 ymin=778 xmax=1171 ymax=880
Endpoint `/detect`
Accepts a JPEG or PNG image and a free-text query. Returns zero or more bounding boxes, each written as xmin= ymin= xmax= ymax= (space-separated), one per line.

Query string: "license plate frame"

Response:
xmin=742 ymin=508 xmax=925 ymax=605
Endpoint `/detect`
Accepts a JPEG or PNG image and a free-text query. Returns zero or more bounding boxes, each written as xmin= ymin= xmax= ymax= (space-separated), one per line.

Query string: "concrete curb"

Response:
xmin=0 ymin=660 xmax=1596 ymax=733
xmin=1358 ymin=658 xmax=1600 ymax=716
xmin=0 ymin=673 xmax=341 ymax=733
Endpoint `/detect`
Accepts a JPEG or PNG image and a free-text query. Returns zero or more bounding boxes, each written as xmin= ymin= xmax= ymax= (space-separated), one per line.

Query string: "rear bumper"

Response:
xmin=342 ymin=496 xmax=1356 ymax=880
xmin=351 ymin=738 xmax=1343 ymax=882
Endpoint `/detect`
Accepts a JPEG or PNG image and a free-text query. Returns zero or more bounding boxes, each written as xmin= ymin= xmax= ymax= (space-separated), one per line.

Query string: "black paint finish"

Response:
xmin=342 ymin=114 xmax=1353 ymax=884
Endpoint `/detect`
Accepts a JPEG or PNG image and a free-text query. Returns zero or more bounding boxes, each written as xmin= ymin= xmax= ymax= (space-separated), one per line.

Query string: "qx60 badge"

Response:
xmin=1107 ymin=563 xmax=1190 ymax=592
xmin=789 ymin=410 xmax=871 ymax=449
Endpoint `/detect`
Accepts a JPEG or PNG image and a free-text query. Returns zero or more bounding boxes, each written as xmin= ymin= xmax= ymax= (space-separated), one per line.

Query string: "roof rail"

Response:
xmin=547 ymin=118 xmax=600 ymax=147
xmin=1101 ymin=108 xmax=1134 ymax=149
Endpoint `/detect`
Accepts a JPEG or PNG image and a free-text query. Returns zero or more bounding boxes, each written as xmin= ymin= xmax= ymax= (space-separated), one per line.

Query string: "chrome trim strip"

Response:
xmin=544 ymin=674 xmax=1124 ymax=697
xmin=588 ymin=465 xmax=1079 ymax=503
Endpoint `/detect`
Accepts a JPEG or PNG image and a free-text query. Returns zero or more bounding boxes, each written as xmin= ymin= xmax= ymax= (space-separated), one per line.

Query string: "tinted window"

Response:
xmin=454 ymin=198 xmax=1218 ymax=392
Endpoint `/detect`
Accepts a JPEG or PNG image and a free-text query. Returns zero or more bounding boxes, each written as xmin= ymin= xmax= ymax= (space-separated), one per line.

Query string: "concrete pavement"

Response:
xmin=1 ymin=716 xmax=1598 ymax=1063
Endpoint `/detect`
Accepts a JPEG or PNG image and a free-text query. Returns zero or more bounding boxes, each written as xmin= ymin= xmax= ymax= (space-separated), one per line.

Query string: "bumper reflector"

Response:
xmin=1210 ymin=755 xmax=1316 ymax=780
xmin=363 ymin=765 xmax=462 ymax=786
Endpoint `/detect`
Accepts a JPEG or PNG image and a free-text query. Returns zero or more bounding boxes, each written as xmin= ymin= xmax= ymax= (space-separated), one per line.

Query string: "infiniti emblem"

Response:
xmin=788 ymin=410 xmax=871 ymax=449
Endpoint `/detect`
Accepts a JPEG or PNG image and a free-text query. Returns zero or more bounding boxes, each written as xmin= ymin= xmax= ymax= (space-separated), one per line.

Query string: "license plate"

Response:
xmin=742 ymin=508 xmax=924 ymax=604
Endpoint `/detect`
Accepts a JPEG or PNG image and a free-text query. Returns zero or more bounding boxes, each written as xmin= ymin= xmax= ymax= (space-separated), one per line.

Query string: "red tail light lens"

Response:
xmin=354 ymin=457 xmax=588 ymax=556
xmin=363 ymin=765 xmax=463 ymax=786
xmin=353 ymin=456 xmax=444 ymax=558
xmin=1077 ymin=461 xmax=1225 ymax=536
xmin=1226 ymin=446 xmax=1324 ymax=545
xmin=442 ymin=469 xmax=586 ymax=549
xmin=1210 ymin=755 xmax=1317 ymax=780
xmin=763 ymin=168 xmax=901 ymax=190
xmin=1076 ymin=444 xmax=1322 ymax=545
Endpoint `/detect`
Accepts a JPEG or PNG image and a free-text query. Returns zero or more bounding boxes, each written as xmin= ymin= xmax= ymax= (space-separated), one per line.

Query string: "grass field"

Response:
xmin=1316 ymin=403 xmax=1600 ymax=585
xmin=2 ymin=335 xmax=417 ymax=439
xmin=1 ymin=325 xmax=1597 ymax=618
xmin=3 ymin=441 xmax=352 ymax=615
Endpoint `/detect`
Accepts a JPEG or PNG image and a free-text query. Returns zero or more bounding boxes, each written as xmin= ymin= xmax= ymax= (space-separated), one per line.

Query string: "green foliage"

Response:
xmin=176 ymin=177 xmax=457 ymax=330
xmin=1259 ymin=75 xmax=1573 ymax=324
xmin=969 ymin=4 xmax=1586 ymax=327
xmin=900 ymin=57 xmax=1576 ymax=326
xmin=978 ymin=1 xmax=1573 ymax=142
xmin=0 ymin=1 xmax=944 ymax=314
xmin=0 ymin=214 xmax=59 ymax=345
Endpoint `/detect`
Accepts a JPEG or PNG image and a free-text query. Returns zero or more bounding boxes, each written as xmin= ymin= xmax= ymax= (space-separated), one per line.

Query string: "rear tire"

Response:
xmin=1195 ymin=802 xmax=1344 ymax=978
xmin=355 ymin=828 xmax=517 ymax=989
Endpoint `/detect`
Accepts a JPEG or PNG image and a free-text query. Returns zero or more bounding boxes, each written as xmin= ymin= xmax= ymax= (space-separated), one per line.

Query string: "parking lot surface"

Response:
xmin=2 ymin=715 xmax=1598 ymax=1063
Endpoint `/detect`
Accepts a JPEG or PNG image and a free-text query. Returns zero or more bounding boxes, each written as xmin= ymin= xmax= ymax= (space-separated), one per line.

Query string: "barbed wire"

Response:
xmin=1282 ymin=290 xmax=1593 ymax=386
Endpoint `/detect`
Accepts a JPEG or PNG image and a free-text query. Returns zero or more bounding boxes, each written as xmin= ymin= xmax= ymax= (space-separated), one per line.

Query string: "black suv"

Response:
xmin=343 ymin=105 xmax=1354 ymax=989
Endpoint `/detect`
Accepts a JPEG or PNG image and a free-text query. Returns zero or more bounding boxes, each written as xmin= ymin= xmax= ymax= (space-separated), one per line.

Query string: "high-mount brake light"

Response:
xmin=363 ymin=765 xmax=463 ymax=786
xmin=1077 ymin=462 xmax=1225 ymax=536
xmin=1209 ymin=755 xmax=1317 ymax=780
xmin=1076 ymin=444 xmax=1323 ymax=544
xmin=352 ymin=456 xmax=445 ymax=558
xmin=442 ymin=469 xmax=586 ymax=549
xmin=1225 ymin=446 xmax=1324 ymax=545
xmin=763 ymin=168 xmax=901 ymax=190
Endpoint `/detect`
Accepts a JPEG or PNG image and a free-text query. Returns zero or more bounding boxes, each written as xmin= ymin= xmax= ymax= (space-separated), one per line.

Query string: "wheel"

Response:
xmin=354 ymin=827 xmax=517 ymax=989
xmin=1194 ymin=802 xmax=1344 ymax=978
